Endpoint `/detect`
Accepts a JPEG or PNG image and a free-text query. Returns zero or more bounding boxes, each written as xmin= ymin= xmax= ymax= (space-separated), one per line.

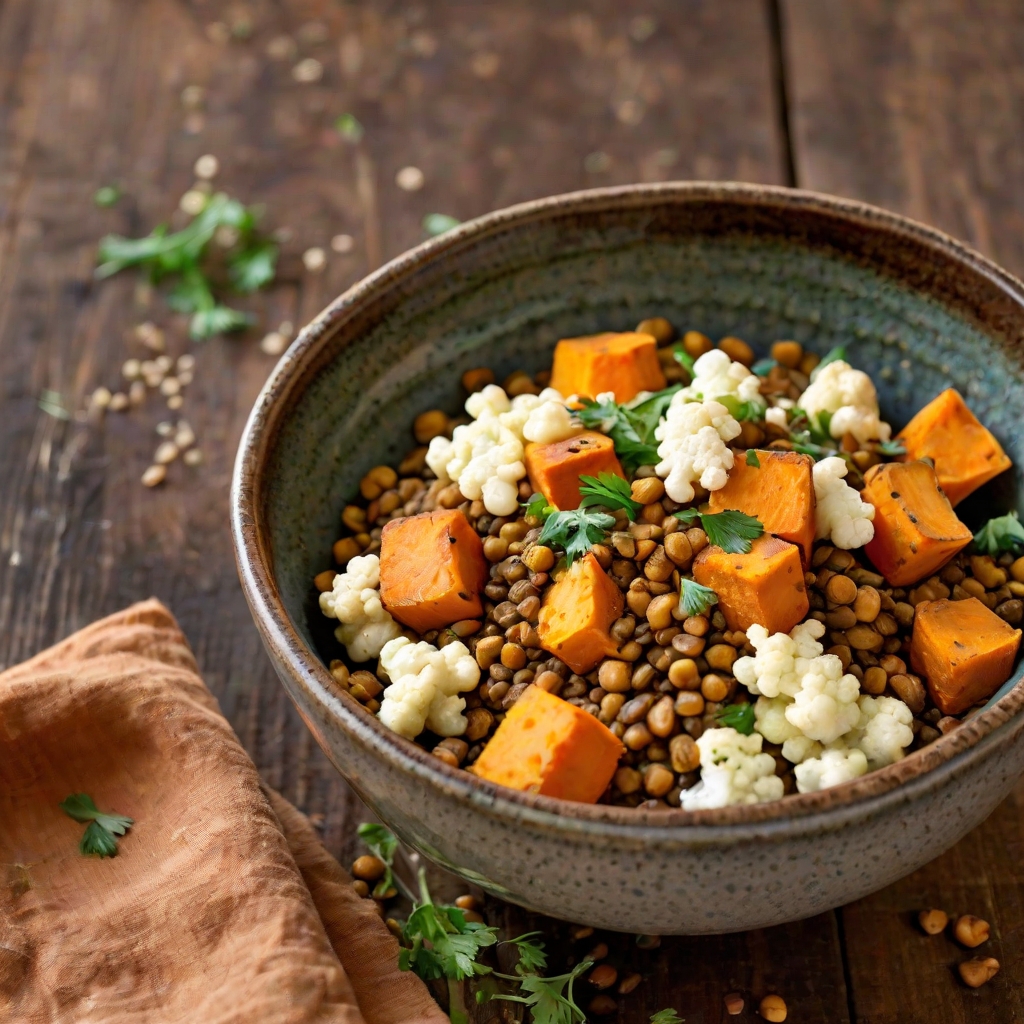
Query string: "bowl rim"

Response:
xmin=232 ymin=180 xmax=1024 ymax=832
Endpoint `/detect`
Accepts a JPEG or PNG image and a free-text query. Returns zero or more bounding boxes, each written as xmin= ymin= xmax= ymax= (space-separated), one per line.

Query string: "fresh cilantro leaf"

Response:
xmin=357 ymin=822 xmax=399 ymax=898
xmin=673 ymin=508 xmax=764 ymax=554
xmin=579 ymin=472 xmax=641 ymax=519
xmin=190 ymin=304 xmax=253 ymax=340
xmin=423 ymin=213 xmax=461 ymax=236
xmin=490 ymin=959 xmax=592 ymax=1024
xmin=746 ymin=449 xmax=761 ymax=468
xmin=877 ymin=439 xmax=907 ymax=457
xmin=811 ymin=345 xmax=846 ymax=379
xmin=94 ymin=185 xmax=121 ymax=208
xmin=506 ymin=932 xmax=548 ymax=974
xmin=650 ymin=1011 xmax=685 ymax=1024
xmin=335 ymin=112 xmax=364 ymax=142
xmin=538 ymin=508 xmax=615 ymax=567
xmin=679 ymin=578 xmax=718 ymax=617
xmin=229 ymin=240 xmax=278 ymax=292
xmin=524 ymin=493 xmax=555 ymax=521
xmin=577 ymin=386 xmax=680 ymax=473
xmin=717 ymin=393 xmax=765 ymax=423
xmin=716 ymin=703 xmax=756 ymax=735
xmin=61 ymin=793 xmax=133 ymax=858
xmin=576 ymin=396 xmax=622 ymax=434
xmin=672 ymin=344 xmax=696 ymax=377
xmin=816 ymin=408 xmax=834 ymax=441
xmin=751 ymin=357 xmax=777 ymax=377
xmin=974 ymin=511 xmax=1024 ymax=556
xmin=624 ymin=385 xmax=681 ymax=439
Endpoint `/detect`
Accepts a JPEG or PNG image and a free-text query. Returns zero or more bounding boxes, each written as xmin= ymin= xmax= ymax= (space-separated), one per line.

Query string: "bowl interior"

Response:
xmin=265 ymin=191 xmax=1024 ymax=688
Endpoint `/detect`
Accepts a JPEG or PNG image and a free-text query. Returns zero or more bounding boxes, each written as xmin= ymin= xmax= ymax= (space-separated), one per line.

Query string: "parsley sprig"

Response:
xmin=680 ymin=578 xmax=718 ymax=617
xmin=650 ymin=1011 xmax=685 ymax=1024
xmin=489 ymin=932 xmax=593 ymax=1024
xmin=716 ymin=703 xmax=756 ymax=735
xmin=96 ymin=191 xmax=277 ymax=340
xmin=576 ymin=386 xmax=680 ymax=473
xmin=974 ymin=511 xmax=1024 ymax=556
xmin=357 ymin=822 xmax=402 ymax=898
xmin=579 ymin=472 xmax=641 ymax=519
xmin=526 ymin=494 xmax=616 ymax=567
xmin=674 ymin=508 xmax=764 ymax=554
xmin=61 ymin=793 xmax=133 ymax=857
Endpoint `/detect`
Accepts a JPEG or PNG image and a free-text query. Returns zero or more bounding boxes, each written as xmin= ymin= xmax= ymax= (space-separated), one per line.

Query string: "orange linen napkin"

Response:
xmin=0 ymin=599 xmax=447 ymax=1024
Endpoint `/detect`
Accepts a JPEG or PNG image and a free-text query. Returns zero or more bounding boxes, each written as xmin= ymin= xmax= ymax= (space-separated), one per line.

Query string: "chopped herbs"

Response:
xmin=356 ymin=822 xmax=399 ymax=898
xmin=61 ymin=793 xmax=133 ymax=858
xmin=674 ymin=508 xmax=764 ymax=554
xmin=716 ymin=703 xmax=756 ymax=735
xmin=505 ymin=932 xmax=548 ymax=974
xmin=334 ymin=112 xmax=364 ymax=142
xmin=579 ymin=472 xmax=641 ymax=519
xmin=93 ymin=185 xmax=121 ymax=208
xmin=672 ymin=344 xmax=696 ymax=377
xmin=877 ymin=438 xmax=907 ymax=457
xmin=717 ymin=393 xmax=765 ymax=423
xmin=746 ymin=449 xmax=761 ymax=468
xmin=538 ymin=507 xmax=616 ymax=567
xmin=576 ymin=385 xmax=680 ymax=473
xmin=423 ymin=213 xmax=462 ymax=237
xmin=974 ymin=511 xmax=1024 ymax=556
xmin=680 ymin=578 xmax=718 ymax=617
xmin=524 ymin=493 xmax=555 ymax=521
xmin=490 ymin=959 xmax=593 ymax=1024
xmin=96 ymin=191 xmax=277 ymax=340
xmin=650 ymin=1011 xmax=685 ymax=1024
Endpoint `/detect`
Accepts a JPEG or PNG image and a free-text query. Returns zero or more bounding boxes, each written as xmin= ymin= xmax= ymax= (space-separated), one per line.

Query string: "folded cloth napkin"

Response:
xmin=0 ymin=599 xmax=447 ymax=1024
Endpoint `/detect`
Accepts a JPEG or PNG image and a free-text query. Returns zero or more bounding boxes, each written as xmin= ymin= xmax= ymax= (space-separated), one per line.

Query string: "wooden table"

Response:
xmin=2 ymin=2 xmax=1023 ymax=1020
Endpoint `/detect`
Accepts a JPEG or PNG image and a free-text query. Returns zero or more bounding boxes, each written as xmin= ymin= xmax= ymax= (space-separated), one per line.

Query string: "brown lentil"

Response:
xmin=622 ymin=723 xmax=654 ymax=750
xmin=646 ymin=695 xmax=676 ymax=737
xmin=461 ymin=367 xmax=494 ymax=392
xmin=669 ymin=732 xmax=701 ymax=772
xmin=759 ymin=994 xmax=787 ymax=1022
xmin=862 ymin=666 xmax=887 ymax=695
xmin=918 ymin=908 xmax=949 ymax=935
xmin=889 ymin=673 xmax=926 ymax=713
xmin=954 ymin=914 xmax=990 ymax=948
xmin=587 ymin=994 xmax=617 ymax=1016
xmin=631 ymin=476 xmax=665 ymax=504
xmin=351 ymin=855 xmax=386 ymax=882
xmin=701 ymin=674 xmax=731 ymax=702
xmin=475 ymin=635 xmax=504 ymax=669
xmin=643 ymin=763 xmax=675 ymax=797
xmin=705 ymin=644 xmax=737 ymax=672
xmin=846 ymin=624 xmax=884 ymax=652
xmin=724 ymin=991 xmax=746 ymax=1015
xmin=464 ymin=708 xmax=494 ymax=741
xmin=959 ymin=956 xmax=1000 ymax=988
xmin=771 ymin=340 xmax=803 ymax=368
xmin=825 ymin=573 xmax=858 ymax=605
xmin=614 ymin=766 xmax=643 ymax=794
xmin=617 ymin=972 xmax=643 ymax=995
xmin=646 ymin=593 xmax=678 ymax=630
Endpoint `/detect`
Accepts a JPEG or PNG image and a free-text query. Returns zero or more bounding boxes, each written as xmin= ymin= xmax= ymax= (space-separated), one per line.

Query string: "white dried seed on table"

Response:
xmin=292 ymin=58 xmax=323 ymax=83
xmin=179 ymin=190 xmax=207 ymax=216
xmin=141 ymin=464 xmax=167 ymax=487
xmin=174 ymin=422 xmax=195 ymax=449
xmin=129 ymin=381 xmax=146 ymax=406
xmin=155 ymin=441 xmax=179 ymax=464
xmin=176 ymin=354 xmax=196 ymax=372
xmin=109 ymin=393 xmax=129 ymax=411
xmin=260 ymin=331 xmax=287 ymax=356
xmin=91 ymin=387 xmax=112 ymax=409
xmin=135 ymin=322 xmax=165 ymax=352
xmin=395 ymin=166 xmax=425 ymax=191
xmin=156 ymin=421 xmax=173 ymax=437
xmin=143 ymin=373 xmax=163 ymax=389
xmin=177 ymin=370 xmax=193 ymax=386
xmin=194 ymin=154 xmax=219 ymax=179
xmin=302 ymin=247 xmax=326 ymax=272
xmin=154 ymin=356 xmax=173 ymax=373
xmin=122 ymin=359 xmax=141 ymax=380
xmin=331 ymin=233 xmax=354 ymax=253
xmin=167 ymin=395 xmax=184 ymax=410
xmin=183 ymin=448 xmax=203 ymax=466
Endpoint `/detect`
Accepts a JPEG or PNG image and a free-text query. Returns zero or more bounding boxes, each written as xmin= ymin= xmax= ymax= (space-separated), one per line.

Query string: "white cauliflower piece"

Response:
xmin=426 ymin=385 xmax=576 ymax=516
xmin=679 ymin=349 xmax=764 ymax=407
xmin=733 ymin=619 xmax=828 ymax=699
xmin=377 ymin=636 xmax=480 ymax=739
xmin=784 ymin=653 xmax=862 ymax=744
xmin=813 ymin=456 xmax=875 ymax=549
xmin=654 ymin=398 xmax=741 ymax=502
xmin=765 ymin=406 xmax=789 ymax=429
xmin=680 ymin=727 xmax=784 ymax=810
xmin=319 ymin=554 xmax=402 ymax=662
xmin=849 ymin=695 xmax=914 ymax=769
xmin=753 ymin=696 xmax=821 ymax=763
xmin=798 ymin=360 xmax=891 ymax=444
xmin=794 ymin=743 xmax=869 ymax=793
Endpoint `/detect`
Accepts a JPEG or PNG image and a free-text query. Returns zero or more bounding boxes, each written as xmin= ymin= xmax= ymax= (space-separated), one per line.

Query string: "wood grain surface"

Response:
xmin=0 ymin=1 xmax=1019 ymax=1021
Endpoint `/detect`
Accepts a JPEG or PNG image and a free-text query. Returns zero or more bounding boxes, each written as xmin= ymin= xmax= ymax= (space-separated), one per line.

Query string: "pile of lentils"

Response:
xmin=315 ymin=326 xmax=1023 ymax=809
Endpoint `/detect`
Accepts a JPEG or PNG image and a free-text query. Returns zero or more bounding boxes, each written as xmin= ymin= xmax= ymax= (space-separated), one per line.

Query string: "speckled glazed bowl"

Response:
xmin=232 ymin=183 xmax=1024 ymax=934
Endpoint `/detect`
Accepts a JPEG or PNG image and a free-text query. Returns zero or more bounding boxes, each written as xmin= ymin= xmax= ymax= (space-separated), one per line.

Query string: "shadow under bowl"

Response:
xmin=232 ymin=182 xmax=1024 ymax=934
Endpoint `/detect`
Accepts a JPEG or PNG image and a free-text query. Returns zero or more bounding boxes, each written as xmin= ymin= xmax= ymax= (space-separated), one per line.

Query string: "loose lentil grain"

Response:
xmin=643 ymin=763 xmax=674 ymax=797
xmin=889 ymin=673 xmax=926 ymax=713
xmin=959 ymin=956 xmax=1000 ymax=988
xmin=759 ymin=994 xmax=787 ymax=1021
xmin=954 ymin=914 xmax=990 ymax=948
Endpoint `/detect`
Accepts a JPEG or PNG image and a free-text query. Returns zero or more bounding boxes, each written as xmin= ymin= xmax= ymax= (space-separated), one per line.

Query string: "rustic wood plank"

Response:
xmin=782 ymin=2 xmax=1024 ymax=1019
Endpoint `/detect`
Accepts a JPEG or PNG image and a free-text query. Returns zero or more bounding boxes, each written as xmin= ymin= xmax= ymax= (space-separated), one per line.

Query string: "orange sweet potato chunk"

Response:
xmin=549 ymin=331 xmax=667 ymax=403
xmin=897 ymin=389 xmax=1012 ymax=506
xmin=709 ymin=450 xmax=816 ymax=566
xmin=471 ymin=684 xmax=625 ymax=803
xmin=910 ymin=597 xmax=1022 ymax=715
xmin=862 ymin=461 xmax=972 ymax=587
xmin=379 ymin=509 xmax=487 ymax=632
xmin=536 ymin=552 xmax=624 ymax=674
xmin=525 ymin=431 xmax=625 ymax=511
xmin=692 ymin=535 xmax=808 ymax=635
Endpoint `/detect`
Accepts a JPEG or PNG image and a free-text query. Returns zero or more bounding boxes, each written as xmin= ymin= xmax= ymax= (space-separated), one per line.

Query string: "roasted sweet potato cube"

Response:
xmin=536 ymin=552 xmax=624 ymax=674
xmin=897 ymin=389 xmax=1012 ymax=506
xmin=379 ymin=509 xmax=487 ymax=632
xmin=709 ymin=450 xmax=816 ymax=566
xmin=471 ymin=684 xmax=625 ymax=802
xmin=549 ymin=331 xmax=667 ymax=403
xmin=692 ymin=535 xmax=808 ymax=635
xmin=910 ymin=597 xmax=1022 ymax=715
xmin=862 ymin=461 xmax=972 ymax=587
xmin=525 ymin=431 xmax=625 ymax=511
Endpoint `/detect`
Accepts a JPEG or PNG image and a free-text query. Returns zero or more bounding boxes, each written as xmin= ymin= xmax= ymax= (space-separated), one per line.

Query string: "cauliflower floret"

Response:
xmin=680 ymin=727 xmax=784 ymax=810
xmin=679 ymin=349 xmax=764 ymax=407
xmin=794 ymin=743 xmax=869 ymax=793
xmin=654 ymin=398 xmax=741 ymax=503
xmin=813 ymin=456 xmax=875 ymax=549
xmin=753 ymin=696 xmax=821 ymax=763
xmin=784 ymin=654 xmax=862 ymax=744
xmin=377 ymin=636 xmax=480 ymax=739
xmin=849 ymin=695 xmax=914 ymax=769
xmin=426 ymin=385 xmax=577 ymax=516
xmin=733 ymin=619 xmax=827 ymax=698
xmin=765 ymin=406 xmax=789 ymax=429
xmin=798 ymin=360 xmax=891 ymax=445
xmin=319 ymin=554 xmax=402 ymax=662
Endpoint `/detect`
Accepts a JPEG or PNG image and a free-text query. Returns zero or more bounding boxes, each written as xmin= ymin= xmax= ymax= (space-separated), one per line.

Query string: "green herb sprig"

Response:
xmin=974 ymin=511 xmax=1024 ymax=557
xmin=715 ymin=703 xmax=756 ymax=735
xmin=538 ymin=508 xmax=616 ymax=567
xmin=61 ymin=793 xmax=133 ymax=857
xmin=579 ymin=472 xmax=641 ymax=519
xmin=356 ymin=822 xmax=401 ymax=898
xmin=576 ymin=385 xmax=680 ymax=473
xmin=674 ymin=508 xmax=765 ymax=554
xmin=680 ymin=578 xmax=718 ymax=617
xmin=745 ymin=449 xmax=761 ymax=468
xmin=811 ymin=345 xmax=847 ymax=379
xmin=650 ymin=1011 xmax=685 ymax=1024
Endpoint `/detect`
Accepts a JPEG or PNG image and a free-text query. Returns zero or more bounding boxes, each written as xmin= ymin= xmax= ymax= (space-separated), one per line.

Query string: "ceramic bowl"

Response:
xmin=232 ymin=183 xmax=1024 ymax=934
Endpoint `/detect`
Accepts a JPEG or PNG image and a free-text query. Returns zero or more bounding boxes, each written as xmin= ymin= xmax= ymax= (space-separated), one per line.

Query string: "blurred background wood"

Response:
xmin=0 ymin=1 xmax=1021 ymax=1020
